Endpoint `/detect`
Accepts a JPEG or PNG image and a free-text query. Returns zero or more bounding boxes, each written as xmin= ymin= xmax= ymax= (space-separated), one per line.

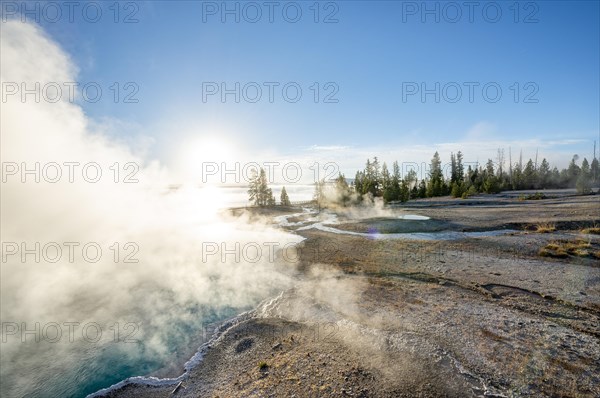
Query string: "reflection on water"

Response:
xmin=398 ymin=214 xmax=430 ymax=220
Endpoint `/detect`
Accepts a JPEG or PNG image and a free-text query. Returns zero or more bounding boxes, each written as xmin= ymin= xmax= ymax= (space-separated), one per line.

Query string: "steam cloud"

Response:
xmin=0 ymin=21 xmax=302 ymax=397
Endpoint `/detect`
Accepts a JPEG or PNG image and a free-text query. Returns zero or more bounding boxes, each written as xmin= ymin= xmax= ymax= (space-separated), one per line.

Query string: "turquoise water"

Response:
xmin=1 ymin=305 xmax=247 ymax=398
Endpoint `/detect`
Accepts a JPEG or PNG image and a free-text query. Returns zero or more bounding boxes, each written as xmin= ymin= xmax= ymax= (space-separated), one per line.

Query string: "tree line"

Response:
xmin=318 ymin=150 xmax=598 ymax=208
xmin=249 ymin=149 xmax=599 ymax=207
xmin=347 ymin=150 xmax=599 ymax=204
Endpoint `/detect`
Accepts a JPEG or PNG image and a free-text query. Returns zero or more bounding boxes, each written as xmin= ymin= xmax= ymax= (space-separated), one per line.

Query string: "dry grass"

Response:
xmin=535 ymin=223 xmax=556 ymax=233
xmin=580 ymin=226 xmax=600 ymax=235
xmin=539 ymin=247 xmax=568 ymax=258
xmin=539 ymin=239 xmax=600 ymax=259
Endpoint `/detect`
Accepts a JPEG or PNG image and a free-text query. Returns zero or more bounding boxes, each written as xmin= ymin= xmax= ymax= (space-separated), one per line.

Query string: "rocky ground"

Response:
xmin=100 ymin=192 xmax=600 ymax=398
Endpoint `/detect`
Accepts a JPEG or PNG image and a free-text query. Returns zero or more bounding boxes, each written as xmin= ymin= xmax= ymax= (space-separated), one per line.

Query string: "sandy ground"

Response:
xmin=98 ymin=192 xmax=600 ymax=398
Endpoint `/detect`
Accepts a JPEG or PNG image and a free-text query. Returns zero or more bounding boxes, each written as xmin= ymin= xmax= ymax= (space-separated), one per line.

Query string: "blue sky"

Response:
xmin=10 ymin=0 xmax=600 ymax=174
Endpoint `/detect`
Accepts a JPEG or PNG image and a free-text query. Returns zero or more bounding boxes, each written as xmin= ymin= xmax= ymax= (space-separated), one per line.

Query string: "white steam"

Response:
xmin=0 ymin=21 xmax=301 ymax=397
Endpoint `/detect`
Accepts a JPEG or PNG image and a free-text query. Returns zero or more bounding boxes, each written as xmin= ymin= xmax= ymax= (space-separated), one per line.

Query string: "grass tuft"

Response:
xmin=535 ymin=223 xmax=556 ymax=233
xmin=258 ymin=361 xmax=269 ymax=371
xmin=580 ymin=227 xmax=600 ymax=235
xmin=539 ymin=239 xmax=597 ymax=259
xmin=539 ymin=247 xmax=568 ymax=258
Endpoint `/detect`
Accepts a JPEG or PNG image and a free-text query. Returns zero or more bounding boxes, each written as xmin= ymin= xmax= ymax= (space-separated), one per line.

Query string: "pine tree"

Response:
xmin=247 ymin=169 xmax=260 ymax=206
xmin=449 ymin=152 xmax=465 ymax=198
xmin=550 ymin=167 xmax=561 ymax=188
xmin=451 ymin=182 xmax=462 ymax=198
xmin=280 ymin=186 xmax=291 ymax=206
xmin=372 ymin=157 xmax=381 ymax=196
xmin=512 ymin=160 xmax=523 ymax=190
xmin=523 ymin=159 xmax=536 ymax=189
xmin=334 ymin=173 xmax=350 ymax=206
xmin=410 ymin=184 xmax=418 ymax=199
xmin=576 ymin=158 xmax=592 ymax=194
xmin=426 ymin=151 xmax=444 ymax=197
xmin=450 ymin=153 xmax=458 ymax=184
xmin=391 ymin=161 xmax=402 ymax=201
xmin=567 ymin=155 xmax=580 ymax=188
xmin=456 ymin=151 xmax=464 ymax=182
xmin=417 ymin=179 xmax=427 ymax=198
xmin=591 ymin=157 xmax=599 ymax=186
xmin=258 ymin=168 xmax=270 ymax=206
xmin=381 ymin=162 xmax=392 ymax=203
xmin=538 ymin=158 xmax=550 ymax=188
xmin=314 ymin=179 xmax=326 ymax=211
xmin=405 ymin=168 xmax=417 ymax=188
xmin=466 ymin=165 xmax=474 ymax=184
xmin=400 ymin=177 xmax=410 ymax=202
xmin=482 ymin=159 xmax=499 ymax=193
xmin=363 ymin=159 xmax=373 ymax=196
xmin=247 ymin=168 xmax=272 ymax=206
xmin=267 ymin=188 xmax=276 ymax=206
xmin=362 ymin=158 xmax=382 ymax=197
xmin=354 ymin=170 xmax=364 ymax=196
xmin=405 ymin=169 xmax=418 ymax=199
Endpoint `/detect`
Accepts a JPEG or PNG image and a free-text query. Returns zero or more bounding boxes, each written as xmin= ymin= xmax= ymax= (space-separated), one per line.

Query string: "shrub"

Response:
xmin=258 ymin=361 xmax=269 ymax=371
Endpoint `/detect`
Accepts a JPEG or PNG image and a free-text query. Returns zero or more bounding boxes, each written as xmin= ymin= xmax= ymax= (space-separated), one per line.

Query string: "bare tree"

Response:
xmin=508 ymin=147 xmax=513 ymax=186
xmin=496 ymin=148 xmax=505 ymax=179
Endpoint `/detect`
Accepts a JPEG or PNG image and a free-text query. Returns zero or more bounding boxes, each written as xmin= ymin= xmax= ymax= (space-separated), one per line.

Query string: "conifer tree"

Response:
xmin=482 ymin=159 xmax=499 ymax=194
xmin=417 ymin=179 xmax=427 ymax=198
xmin=450 ymin=153 xmax=458 ymax=184
xmin=314 ymin=179 xmax=326 ymax=211
xmin=247 ymin=168 xmax=273 ymax=206
xmin=590 ymin=157 xmax=599 ymax=186
xmin=523 ymin=159 xmax=536 ymax=189
xmin=576 ymin=158 xmax=592 ymax=194
xmin=391 ymin=161 xmax=403 ymax=202
xmin=381 ymin=162 xmax=392 ymax=203
xmin=538 ymin=158 xmax=550 ymax=188
xmin=567 ymin=155 xmax=581 ymax=187
xmin=405 ymin=169 xmax=417 ymax=199
xmin=456 ymin=151 xmax=464 ymax=182
xmin=354 ymin=170 xmax=364 ymax=197
xmin=267 ymin=188 xmax=276 ymax=206
xmin=280 ymin=186 xmax=291 ymax=206
xmin=426 ymin=152 xmax=444 ymax=197
xmin=334 ymin=173 xmax=350 ymax=206
xmin=247 ymin=168 xmax=260 ymax=205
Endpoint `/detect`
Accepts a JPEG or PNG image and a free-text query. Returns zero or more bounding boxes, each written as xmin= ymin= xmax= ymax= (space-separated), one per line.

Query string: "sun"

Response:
xmin=188 ymin=137 xmax=233 ymax=162
xmin=178 ymin=136 xmax=238 ymax=183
